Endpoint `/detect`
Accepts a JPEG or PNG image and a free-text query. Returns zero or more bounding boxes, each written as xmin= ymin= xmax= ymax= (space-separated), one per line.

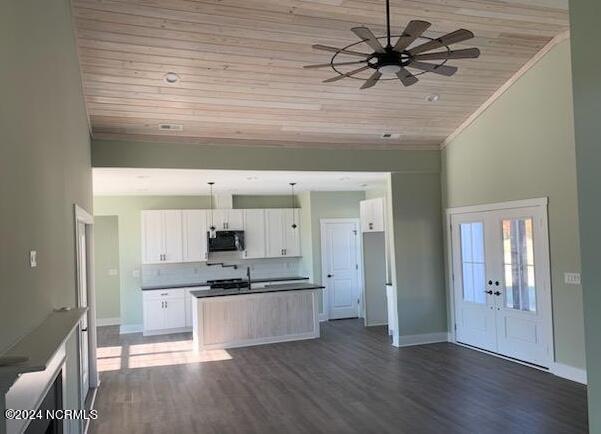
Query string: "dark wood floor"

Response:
xmin=91 ymin=320 xmax=587 ymax=434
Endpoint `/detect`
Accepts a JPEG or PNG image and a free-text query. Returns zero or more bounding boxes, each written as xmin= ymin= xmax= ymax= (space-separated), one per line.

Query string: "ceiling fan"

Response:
xmin=304 ymin=0 xmax=480 ymax=89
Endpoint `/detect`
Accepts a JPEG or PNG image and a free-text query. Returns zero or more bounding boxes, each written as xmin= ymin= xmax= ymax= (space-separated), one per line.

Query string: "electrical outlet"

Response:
xmin=29 ymin=250 xmax=37 ymax=268
xmin=564 ymin=272 xmax=581 ymax=285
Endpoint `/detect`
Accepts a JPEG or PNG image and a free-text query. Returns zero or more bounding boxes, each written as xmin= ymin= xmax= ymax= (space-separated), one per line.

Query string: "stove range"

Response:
xmin=207 ymin=278 xmax=250 ymax=290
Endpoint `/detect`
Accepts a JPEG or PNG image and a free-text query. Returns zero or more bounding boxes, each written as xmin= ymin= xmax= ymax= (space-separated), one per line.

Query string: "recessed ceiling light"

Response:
xmin=339 ymin=176 xmax=351 ymax=181
xmin=426 ymin=94 xmax=440 ymax=103
xmin=360 ymin=183 xmax=368 ymax=187
xmin=158 ymin=123 xmax=183 ymax=131
xmin=380 ymin=132 xmax=401 ymax=139
xmin=246 ymin=176 xmax=259 ymax=181
xmin=164 ymin=72 xmax=180 ymax=84
xmin=136 ymin=175 xmax=149 ymax=179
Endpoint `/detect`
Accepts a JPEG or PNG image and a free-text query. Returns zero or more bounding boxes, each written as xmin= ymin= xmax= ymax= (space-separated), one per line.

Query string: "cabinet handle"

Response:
xmin=284 ymin=249 xmax=287 ymax=255
xmin=161 ymin=293 xmax=168 ymax=296
xmin=161 ymin=301 xmax=164 ymax=308
xmin=165 ymin=301 xmax=168 ymax=308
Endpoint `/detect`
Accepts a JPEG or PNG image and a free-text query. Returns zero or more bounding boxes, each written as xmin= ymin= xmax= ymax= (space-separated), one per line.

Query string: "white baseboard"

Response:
xmin=393 ymin=332 xmax=449 ymax=348
xmin=96 ymin=317 xmax=120 ymax=327
xmin=552 ymin=362 xmax=587 ymax=384
xmin=119 ymin=323 xmax=143 ymax=334
xmin=366 ymin=321 xmax=388 ymax=327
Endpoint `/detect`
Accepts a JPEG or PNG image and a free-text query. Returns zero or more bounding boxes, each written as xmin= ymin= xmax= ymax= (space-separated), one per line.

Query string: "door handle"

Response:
xmin=494 ymin=291 xmax=502 ymax=296
xmin=484 ymin=290 xmax=493 ymax=295
xmin=327 ymin=274 xmax=333 ymax=278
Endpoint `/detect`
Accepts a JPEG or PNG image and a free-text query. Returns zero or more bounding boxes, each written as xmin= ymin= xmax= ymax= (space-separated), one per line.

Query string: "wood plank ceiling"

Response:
xmin=71 ymin=0 xmax=569 ymax=149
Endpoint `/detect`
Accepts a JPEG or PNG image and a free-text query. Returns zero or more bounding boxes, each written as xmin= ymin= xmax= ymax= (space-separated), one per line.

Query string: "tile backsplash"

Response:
xmin=142 ymin=254 xmax=303 ymax=287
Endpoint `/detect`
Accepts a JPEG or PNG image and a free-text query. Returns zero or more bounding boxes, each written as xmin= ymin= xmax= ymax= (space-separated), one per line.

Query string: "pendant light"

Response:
xmin=289 ymin=182 xmax=298 ymax=229
xmin=208 ymin=182 xmax=216 ymax=238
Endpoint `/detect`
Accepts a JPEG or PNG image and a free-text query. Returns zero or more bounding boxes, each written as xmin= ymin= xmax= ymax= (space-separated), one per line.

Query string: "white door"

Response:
xmin=452 ymin=214 xmax=497 ymax=352
xmin=323 ymin=221 xmax=360 ymax=319
xmin=283 ymin=209 xmax=301 ymax=257
xmin=226 ymin=209 xmax=245 ymax=230
xmin=243 ymin=209 xmax=266 ymax=259
xmin=265 ymin=209 xmax=285 ymax=257
xmin=183 ymin=210 xmax=208 ymax=262
xmin=141 ymin=210 xmax=164 ymax=264
xmin=451 ymin=204 xmax=552 ymax=367
xmin=76 ymin=222 xmax=90 ymax=403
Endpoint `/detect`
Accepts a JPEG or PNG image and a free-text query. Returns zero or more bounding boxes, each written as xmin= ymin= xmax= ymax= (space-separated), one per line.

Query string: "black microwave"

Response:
xmin=208 ymin=231 xmax=245 ymax=252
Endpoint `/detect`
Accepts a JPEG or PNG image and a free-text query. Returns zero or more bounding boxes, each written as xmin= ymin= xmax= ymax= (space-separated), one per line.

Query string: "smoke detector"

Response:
xmin=158 ymin=123 xmax=184 ymax=131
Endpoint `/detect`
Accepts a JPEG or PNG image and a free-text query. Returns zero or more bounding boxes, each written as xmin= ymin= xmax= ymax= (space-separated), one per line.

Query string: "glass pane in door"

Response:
xmin=503 ymin=218 xmax=536 ymax=312
xmin=459 ymin=222 xmax=486 ymax=304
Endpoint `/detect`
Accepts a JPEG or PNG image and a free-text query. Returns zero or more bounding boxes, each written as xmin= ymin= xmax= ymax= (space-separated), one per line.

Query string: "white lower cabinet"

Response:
xmin=143 ymin=287 xmax=209 ymax=335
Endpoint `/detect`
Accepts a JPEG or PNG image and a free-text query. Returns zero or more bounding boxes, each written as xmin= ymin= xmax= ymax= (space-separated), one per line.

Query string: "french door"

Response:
xmin=451 ymin=203 xmax=553 ymax=367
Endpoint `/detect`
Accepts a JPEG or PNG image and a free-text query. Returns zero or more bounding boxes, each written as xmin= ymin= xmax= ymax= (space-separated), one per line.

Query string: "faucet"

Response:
xmin=246 ymin=266 xmax=252 ymax=290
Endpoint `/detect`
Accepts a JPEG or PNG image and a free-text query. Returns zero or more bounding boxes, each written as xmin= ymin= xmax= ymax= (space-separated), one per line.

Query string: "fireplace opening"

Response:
xmin=24 ymin=371 xmax=63 ymax=434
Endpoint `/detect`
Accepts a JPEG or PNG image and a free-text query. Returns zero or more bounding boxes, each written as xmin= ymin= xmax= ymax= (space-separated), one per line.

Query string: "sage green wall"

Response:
xmin=94 ymin=217 xmax=121 ymax=320
xmin=233 ymin=195 xmax=298 ymax=209
xmin=92 ymin=139 xmax=440 ymax=173
xmin=387 ymin=173 xmax=447 ymax=336
xmin=0 ymin=0 xmax=92 ymax=423
xmin=570 ymin=0 xmax=601 ymax=430
xmin=441 ymin=40 xmax=585 ymax=370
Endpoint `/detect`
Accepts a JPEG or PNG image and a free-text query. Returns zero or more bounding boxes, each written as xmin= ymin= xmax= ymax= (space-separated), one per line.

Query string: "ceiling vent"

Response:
xmin=380 ymin=132 xmax=401 ymax=139
xmin=158 ymin=123 xmax=184 ymax=131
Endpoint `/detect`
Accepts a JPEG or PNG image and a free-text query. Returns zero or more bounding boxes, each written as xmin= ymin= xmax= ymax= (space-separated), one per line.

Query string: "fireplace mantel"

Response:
xmin=0 ymin=307 xmax=87 ymax=434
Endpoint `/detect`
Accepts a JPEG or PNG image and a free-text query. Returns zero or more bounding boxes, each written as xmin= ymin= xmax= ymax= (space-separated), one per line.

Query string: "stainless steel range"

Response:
xmin=207 ymin=278 xmax=250 ymax=290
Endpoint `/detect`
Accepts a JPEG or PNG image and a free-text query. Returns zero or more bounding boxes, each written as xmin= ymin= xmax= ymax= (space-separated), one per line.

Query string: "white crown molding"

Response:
xmin=441 ymin=30 xmax=570 ymax=149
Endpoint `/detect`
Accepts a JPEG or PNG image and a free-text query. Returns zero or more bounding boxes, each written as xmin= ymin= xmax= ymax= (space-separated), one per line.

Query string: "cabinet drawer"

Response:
xmin=143 ymin=288 xmax=186 ymax=300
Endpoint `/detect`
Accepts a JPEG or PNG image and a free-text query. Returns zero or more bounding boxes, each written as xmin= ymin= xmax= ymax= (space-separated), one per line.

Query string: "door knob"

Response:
xmin=327 ymin=274 xmax=333 ymax=278
xmin=494 ymin=281 xmax=500 ymax=286
xmin=488 ymin=280 xmax=493 ymax=285
xmin=494 ymin=291 xmax=502 ymax=296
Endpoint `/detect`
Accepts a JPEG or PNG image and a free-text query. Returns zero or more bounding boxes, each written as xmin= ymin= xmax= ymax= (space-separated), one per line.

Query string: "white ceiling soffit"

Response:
xmin=93 ymin=168 xmax=387 ymax=196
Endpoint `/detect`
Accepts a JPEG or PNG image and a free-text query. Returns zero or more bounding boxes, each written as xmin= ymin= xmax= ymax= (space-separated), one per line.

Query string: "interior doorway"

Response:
xmin=447 ymin=199 xmax=553 ymax=368
xmin=320 ymin=219 xmax=363 ymax=320
xmin=74 ymin=205 xmax=99 ymax=420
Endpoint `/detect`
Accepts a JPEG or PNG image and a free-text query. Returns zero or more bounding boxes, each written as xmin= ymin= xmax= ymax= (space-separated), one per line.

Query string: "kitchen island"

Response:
xmin=191 ymin=283 xmax=323 ymax=351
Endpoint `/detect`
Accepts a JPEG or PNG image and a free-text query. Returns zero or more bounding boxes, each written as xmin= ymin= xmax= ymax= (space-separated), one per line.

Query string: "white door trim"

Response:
xmin=445 ymin=197 xmax=555 ymax=369
xmin=320 ymin=218 xmax=363 ymax=321
xmin=73 ymin=204 xmax=99 ymax=412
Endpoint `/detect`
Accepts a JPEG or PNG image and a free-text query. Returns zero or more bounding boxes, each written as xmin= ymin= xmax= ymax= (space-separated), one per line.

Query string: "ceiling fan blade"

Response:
xmin=396 ymin=68 xmax=418 ymax=86
xmin=393 ymin=20 xmax=432 ymax=52
xmin=303 ymin=60 xmax=367 ymax=69
xmin=360 ymin=71 xmax=382 ymax=89
xmin=408 ymin=61 xmax=458 ymax=76
xmin=414 ymin=47 xmax=480 ymax=61
xmin=408 ymin=29 xmax=475 ymax=55
xmin=312 ymin=44 xmax=371 ymax=58
xmin=351 ymin=27 xmax=385 ymax=54
xmin=323 ymin=65 xmax=371 ymax=83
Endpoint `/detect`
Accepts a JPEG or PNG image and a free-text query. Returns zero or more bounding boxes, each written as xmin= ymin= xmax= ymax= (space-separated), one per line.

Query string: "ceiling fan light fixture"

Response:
xmin=306 ymin=0 xmax=480 ymax=89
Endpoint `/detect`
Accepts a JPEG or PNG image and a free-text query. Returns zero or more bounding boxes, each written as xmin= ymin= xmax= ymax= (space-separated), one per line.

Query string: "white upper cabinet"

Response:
xmin=141 ymin=210 xmax=164 ymax=264
xmin=141 ymin=210 xmax=183 ymax=264
xmin=360 ymin=198 xmax=385 ymax=233
xmin=283 ymin=209 xmax=301 ymax=257
xmin=243 ymin=209 xmax=266 ymax=259
xmin=163 ymin=210 xmax=183 ymax=263
xmin=265 ymin=209 xmax=301 ymax=258
xmin=207 ymin=209 xmax=244 ymax=230
xmin=182 ymin=210 xmax=208 ymax=262
xmin=226 ymin=209 xmax=244 ymax=230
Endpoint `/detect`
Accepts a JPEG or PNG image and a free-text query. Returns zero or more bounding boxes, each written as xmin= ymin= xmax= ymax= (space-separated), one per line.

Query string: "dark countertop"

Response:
xmin=190 ymin=282 xmax=324 ymax=299
xmin=141 ymin=276 xmax=309 ymax=291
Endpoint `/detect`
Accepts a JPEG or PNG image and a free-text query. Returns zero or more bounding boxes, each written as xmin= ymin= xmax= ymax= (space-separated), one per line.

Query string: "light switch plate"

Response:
xmin=29 ymin=250 xmax=37 ymax=268
xmin=564 ymin=272 xmax=581 ymax=285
